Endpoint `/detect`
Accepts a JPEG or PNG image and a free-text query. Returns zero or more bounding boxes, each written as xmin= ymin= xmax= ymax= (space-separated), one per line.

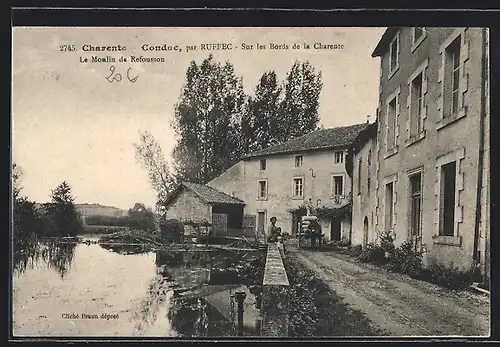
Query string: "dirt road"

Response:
xmin=294 ymin=248 xmax=490 ymax=337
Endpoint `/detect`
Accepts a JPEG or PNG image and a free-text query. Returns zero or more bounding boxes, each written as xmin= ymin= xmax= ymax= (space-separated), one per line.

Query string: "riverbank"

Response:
xmin=282 ymin=250 xmax=383 ymax=337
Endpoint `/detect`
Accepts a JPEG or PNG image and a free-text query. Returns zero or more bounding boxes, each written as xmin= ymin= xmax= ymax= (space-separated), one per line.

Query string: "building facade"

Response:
xmin=164 ymin=182 xmax=246 ymax=236
xmin=347 ymin=122 xmax=378 ymax=247
xmin=208 ymin=123 xmax=369 ymax=242
xmin=363 ymin=27 xmax=490 ymax=274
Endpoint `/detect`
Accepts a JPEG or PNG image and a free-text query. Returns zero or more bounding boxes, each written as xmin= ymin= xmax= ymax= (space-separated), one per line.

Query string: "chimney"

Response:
xmin=366 ymin=114 xmax=371 ymax=123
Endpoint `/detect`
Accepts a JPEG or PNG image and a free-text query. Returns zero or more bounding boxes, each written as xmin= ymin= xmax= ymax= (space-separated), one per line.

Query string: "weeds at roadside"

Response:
xmin=284 ymin=256 xmax=382 ymax=336
xmin=339 ymin=230 xmax=483 ymax=291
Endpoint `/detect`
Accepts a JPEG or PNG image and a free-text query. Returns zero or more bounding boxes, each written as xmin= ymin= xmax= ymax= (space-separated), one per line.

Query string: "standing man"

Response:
xmin=309 ymin=220 xmax=322 ymax=251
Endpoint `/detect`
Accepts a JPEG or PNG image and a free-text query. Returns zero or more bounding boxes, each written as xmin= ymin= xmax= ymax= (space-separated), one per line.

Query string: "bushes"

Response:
xmin=158 ymin=219 xmax=184 ymax=243
xmin=348 ymin=230 xmax=477 ymax=291
xmin=386 ymin=241 xmax=423 ymax=278
xmin=421 ymin=263 xmax=474 ymax=290
xmin=358 ymin=243 xmax=387 ymax=264
xmin=348 ymin=244 xmax=363 ymax=257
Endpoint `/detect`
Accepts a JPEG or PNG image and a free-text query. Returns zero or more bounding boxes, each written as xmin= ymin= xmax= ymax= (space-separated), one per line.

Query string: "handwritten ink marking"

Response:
xmin=105 ymin=66 xmax=122 ymax=83
xmin=127 ymin=68 xmax=138 ymax=83
xmin=105 ymin=65 xmax=139 ymax=83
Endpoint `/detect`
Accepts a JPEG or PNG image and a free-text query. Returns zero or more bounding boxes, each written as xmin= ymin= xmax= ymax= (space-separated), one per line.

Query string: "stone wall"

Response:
xmin=261 ymin=243 xmax=290 ymax=337
xmin=165 ymin=189 xmax=212 ymax=224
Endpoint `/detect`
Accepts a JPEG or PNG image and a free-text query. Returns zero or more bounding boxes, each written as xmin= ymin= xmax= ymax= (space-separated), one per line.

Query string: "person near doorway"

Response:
xmin=267 ymin=216 xmax=280 ymax=243
xmin=309 ymin=220 xmax=322 ymax=251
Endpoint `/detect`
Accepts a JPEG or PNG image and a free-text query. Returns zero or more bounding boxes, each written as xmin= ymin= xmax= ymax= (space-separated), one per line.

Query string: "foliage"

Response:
xmin=45 ymin=181 xmax=83 ymax=237
xmin=84 ymin=203 xmax=157 ymax=232
xmin=358 ymin=242 xmax=387 ymax=264
xmin=378 ymin=229 xmax=396 ymax=254
xmin=85 ymin=215 xmax=131 ymax=227
xmin=420 ymin=262 xmax=474 ymax=290
xmin=348 ymin=244 xmax=363 ymax=257
xmin=170 ymin=56 xmax=323 ymax=186
xmin=133 ymin=130 xmax=178 ymax=211
xmin=284 ymin=256 xmax=380 ymax=336
xmin=127 ymin=202 xmax=156 ymax=232
xmin=158 ymin=218 xmax=184 ymax=243
xmin=172 ymin=54 xmax=246 ymax=184
xmin=349 ymin=229 xmax=475 ymax=291
xmin=386 ymin=241 xmax=423 ymax=277
xmin=277 ymin=61 xmax=322 ymax=142
xmin=240 ymin=71 xmax=282 ymax=154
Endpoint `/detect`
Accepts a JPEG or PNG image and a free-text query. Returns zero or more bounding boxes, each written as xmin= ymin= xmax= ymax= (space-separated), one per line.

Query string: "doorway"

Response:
xmin=363 ymin=216 xmax=369 ymax=247
xmin=331 ymin=218 xmax=341 ymax=241
xmin=257 ymin=211 xmax=266 ymax=236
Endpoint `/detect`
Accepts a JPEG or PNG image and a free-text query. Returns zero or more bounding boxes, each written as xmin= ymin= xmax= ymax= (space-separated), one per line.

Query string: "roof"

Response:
xmin=164 ymin=182 xmax=245 ymax=207
xmin=372 ymin=27 xmax=401 ymax=57
xmin=351 ymin=121 xmax=378 ymax=155
xmin=243 ymin=122 xmax=370 ymax=159
xmin=345 ymin=121 xmax=378 ymax=178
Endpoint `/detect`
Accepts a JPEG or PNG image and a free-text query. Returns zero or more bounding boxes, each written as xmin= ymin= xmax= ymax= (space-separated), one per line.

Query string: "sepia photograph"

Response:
xmin=11 ymin=25 xmax=490 ymax=339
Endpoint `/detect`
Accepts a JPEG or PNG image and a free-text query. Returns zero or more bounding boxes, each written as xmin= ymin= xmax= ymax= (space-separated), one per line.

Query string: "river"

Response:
xmin=12 ymin=235 xmax=264 ymax=338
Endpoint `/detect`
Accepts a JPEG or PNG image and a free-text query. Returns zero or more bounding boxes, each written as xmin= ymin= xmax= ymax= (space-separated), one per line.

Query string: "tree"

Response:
xmin=278 ymin=61 xmax=323 ymax=142
xmin=134 ymin=130 xmax=177 ymax=210
xmin=243 ymin=71 xmax=282 ymax=153
xmin=12 ymin=163 xmax=45 ymax=273
xmin=127 ymin=202 xmax=156 ymax=232
xmin=12 ymin=163 xmax=23 ymax=200
xmin=46 ymin=181 xmax=83 ymax=237
xmin=172 ymin=54 xmax=246 ymax=184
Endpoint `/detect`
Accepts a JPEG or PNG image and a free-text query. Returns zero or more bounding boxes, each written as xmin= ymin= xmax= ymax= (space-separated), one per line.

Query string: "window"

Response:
xmin=257 ymin=180 xmax=267 ymax=199
xmin=367 ymin=150 xmax=372 ymax=194
xmin=332 ymin=175 xmax=344 ymax=196
xmin=385 ymin=182 xmax=394 ymax=232
xmin=295 ymin=155 xmax=303 ymax=167
xmin=440 ymin=161 xmax=457 ymax=236
xmin=260 ymin=159 xmax=266 ymax=171
xmin=409 ymin=172 xmax=422 ymax=240
xmin=410 ymin=72 xmax=424 ymax=136
xmin=412 ymin=27 xmax=426 ymax=50
xmin=357 ymin=157 xmax=362 ymax=195
xmin=387 ymin=96 xmax=398 ymax=151
xmin=334 ymin=151 xmax=344 ymax=164
xmin=413 ymin=27 xmax=424 ymax=43
xmin=389 ymin=33 xmax=399 ymax=75
xmin=293 ymin=178 xmax=303 ymax=198
xmin=444 ymin=36 xmax=461 ymax=118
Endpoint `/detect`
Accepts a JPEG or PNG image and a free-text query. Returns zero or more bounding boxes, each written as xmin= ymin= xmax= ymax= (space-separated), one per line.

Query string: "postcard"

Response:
xmin=11 ymin=25 xmax=490 ymax=339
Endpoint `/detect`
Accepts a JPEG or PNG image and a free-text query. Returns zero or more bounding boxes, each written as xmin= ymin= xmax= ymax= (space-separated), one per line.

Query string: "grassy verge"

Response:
xmin=283 ymin=255 xmax=382 ymax=337
xmin=80 ymin=225 xmax=130 ymax=234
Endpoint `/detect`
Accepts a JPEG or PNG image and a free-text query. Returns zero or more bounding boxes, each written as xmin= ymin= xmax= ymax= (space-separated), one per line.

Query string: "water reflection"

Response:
xmin=153 ymin=249 xmax=264 ymax=337
xmin=13 ymin=239 xmax=265 ymax=337
xmin=40 ymin=241 xmax=77 ymax=278
xmin=14 ymin=239 xmax=77 ymax=279
xmin=99 ymin=242 xmax=150 ymax=255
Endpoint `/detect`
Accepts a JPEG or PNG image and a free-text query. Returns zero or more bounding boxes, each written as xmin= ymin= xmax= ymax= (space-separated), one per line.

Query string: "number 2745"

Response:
xmin=60 ymin=45 xmax=77 ymax=52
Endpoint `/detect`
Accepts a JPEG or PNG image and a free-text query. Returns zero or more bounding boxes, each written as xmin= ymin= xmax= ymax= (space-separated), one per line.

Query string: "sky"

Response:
xmin=12 ymin=27 xmax=386 ymax=210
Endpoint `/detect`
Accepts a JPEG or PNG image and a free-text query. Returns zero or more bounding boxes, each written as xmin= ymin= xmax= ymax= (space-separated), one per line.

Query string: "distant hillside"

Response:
xmin=75 ymin=203 xmax=128 ymax=218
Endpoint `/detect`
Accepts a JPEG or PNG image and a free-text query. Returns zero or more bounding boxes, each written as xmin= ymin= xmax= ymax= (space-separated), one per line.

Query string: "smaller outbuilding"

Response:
xmin=163 ymin=182 xmax=246 ymax=236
